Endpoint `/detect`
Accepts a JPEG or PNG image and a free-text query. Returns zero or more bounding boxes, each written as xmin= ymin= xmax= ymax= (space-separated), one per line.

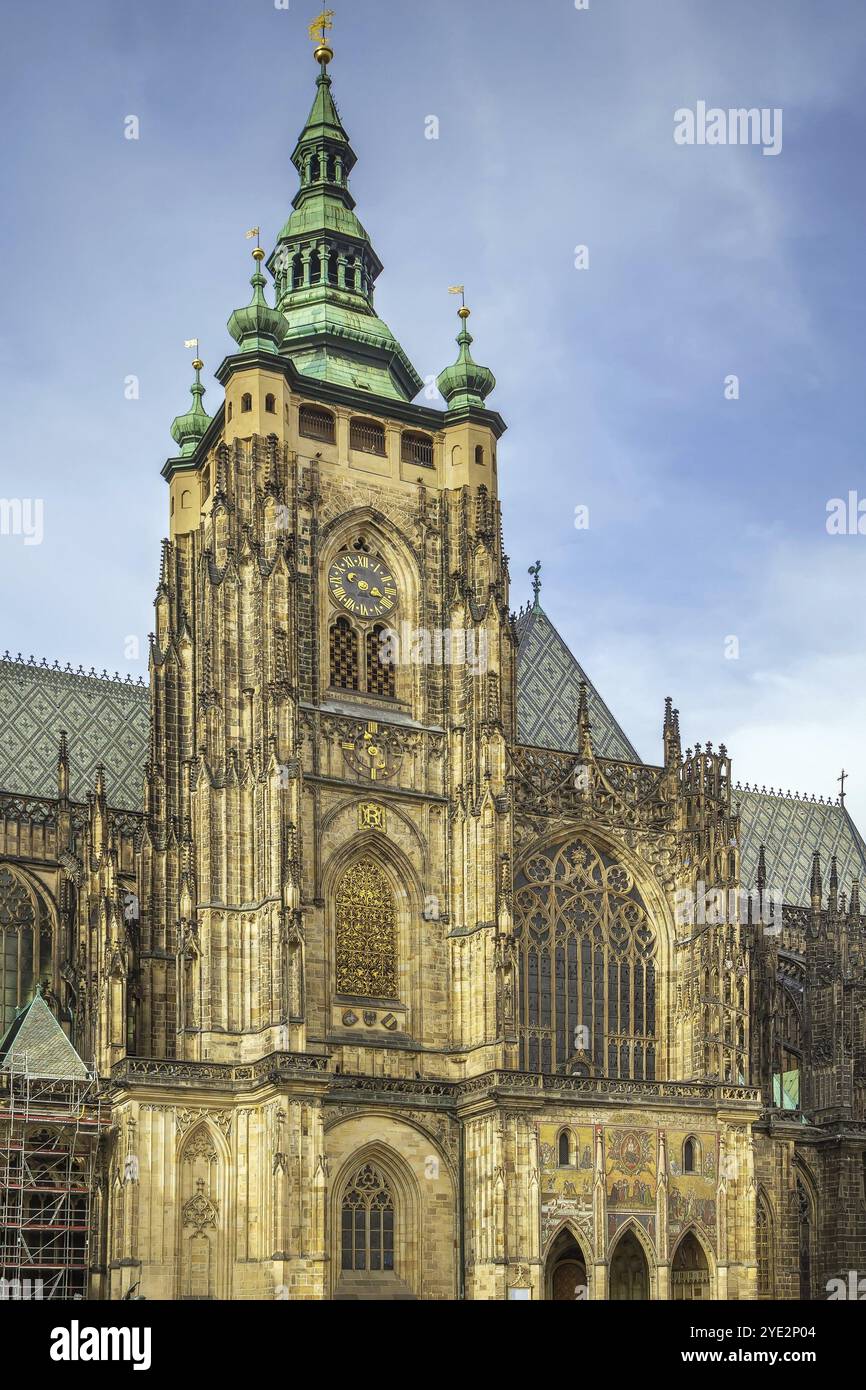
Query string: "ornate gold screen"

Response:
xmin=514 ymin=837 xmax=657 ymax=1078
xmin=335 ymin=858 xmax=397 ymax=998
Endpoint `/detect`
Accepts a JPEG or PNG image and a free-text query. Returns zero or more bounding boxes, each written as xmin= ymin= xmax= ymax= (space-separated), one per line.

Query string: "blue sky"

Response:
xmin=1 ymin=0 xmax=865 ymax=828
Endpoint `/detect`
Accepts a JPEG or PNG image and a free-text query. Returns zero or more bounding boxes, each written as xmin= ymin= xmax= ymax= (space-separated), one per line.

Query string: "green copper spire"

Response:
xmin=266 ymin=41 xmax=422 ymax=400
xmin=436 ymin=306 xmax=496 ymax=412
xmin=228 ymin=246 xmax=287 ymax=355
xmin=170 ymin=356 xmax=212 ymax=457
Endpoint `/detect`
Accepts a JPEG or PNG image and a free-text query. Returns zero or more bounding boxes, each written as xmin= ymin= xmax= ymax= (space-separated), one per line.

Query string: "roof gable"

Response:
xmin=736 ymin=785 xmax=866 ymax=908
xmin=0 ymin=994 xmax=90 ymax=1080
xmin=515 ymin=605 xmax=640 ymax=763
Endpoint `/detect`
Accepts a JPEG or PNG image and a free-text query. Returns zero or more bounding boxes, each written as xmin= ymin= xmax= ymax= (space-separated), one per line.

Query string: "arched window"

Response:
xmin=227 ymin=402 xmax=233 ymax=422
xmin=298 ymin=403 xmax=336 ymax=444
xmin=0 ymin=868 xmax=41 ymax=1036
xmin=513 ymin=838 xmax=658 ymax=1077
xmin=474 ymin=444 xmax=484 ymax=465
xmin=265 ymin=393 xmax=276 ymax=414
xmin=401 ymin=431 xmax=434 ymax=468
xmin=350 ymin=417 xmax=386 ymax=456
xmin=335 ymin=859 xmax=397 ymax=998
xmin=292 ymin=254 xmax=304 ymax=291
xmin=683 ymin=1137 xmax=700 ymax=1174
xmin=557 ymin=1129 xmax=574 ymax=1167
xmin=756 ymin=1196 xmax=773 ymax=1297
xmin=341 ymin=1162 xmax=394 ymax=1272
xmin=366 ymin=623 xmax=395 ymax=697
xmin=241 ymin=392 xmax=252 ymax=413
xmin=329 ymin=616 xmax=359 ymax=691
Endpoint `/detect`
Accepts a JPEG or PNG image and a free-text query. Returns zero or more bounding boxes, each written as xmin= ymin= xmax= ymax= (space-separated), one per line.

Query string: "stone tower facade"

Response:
xmin=2 ymin=36 xmax=865 ymax=1303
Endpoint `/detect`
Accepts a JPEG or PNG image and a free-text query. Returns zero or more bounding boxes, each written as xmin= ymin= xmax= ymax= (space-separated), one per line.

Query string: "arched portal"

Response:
xmin=609 ymin=1229 xmax=650 ymax=1300
xmin=545 ymin=1226 xmax=589 ymax=1301
xmin=671 ymin=1230 xmax=711 ymax=1300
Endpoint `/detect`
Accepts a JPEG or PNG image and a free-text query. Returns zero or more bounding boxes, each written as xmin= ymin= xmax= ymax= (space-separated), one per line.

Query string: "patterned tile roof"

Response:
xmin=0 ymin=654 xmax=149 ymax=811
xmin=515 ymin=604 xmax=641 ymax=762
xmin=735 ymin=785 xmax=866 ymax=909
xmin=0 ymin=993 xmax=90 ymax=1080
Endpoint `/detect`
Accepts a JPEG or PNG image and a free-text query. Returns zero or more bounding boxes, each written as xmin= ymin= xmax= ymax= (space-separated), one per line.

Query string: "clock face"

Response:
xmin=328 ymin=552 xmax=398 ymax=621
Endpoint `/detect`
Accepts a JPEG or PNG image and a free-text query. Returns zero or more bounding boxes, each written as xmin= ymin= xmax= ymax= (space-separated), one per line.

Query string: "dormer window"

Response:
xmin=350 ymin=417 xmax=386 ymax=456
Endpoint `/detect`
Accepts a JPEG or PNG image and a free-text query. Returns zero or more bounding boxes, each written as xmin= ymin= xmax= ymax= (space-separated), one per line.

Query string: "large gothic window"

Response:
xmin=341 ymin=1163 xmax=395 ymax=1272
xmin=335 ymin=859 xmax=397 ymax=999
xmin=0 ymin=868 xmax=45 ymax=1036
xmin=513 ymin=838 xmax=658 ymax=1078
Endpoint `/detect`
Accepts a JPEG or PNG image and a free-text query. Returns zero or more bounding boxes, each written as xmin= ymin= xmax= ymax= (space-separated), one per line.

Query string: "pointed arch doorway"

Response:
xmin=609 ymin=1230 xmax=650 ymax=1300
xmin=545 ymin=1227 xmax=589 ymax=1301
xmin=671 ymin=1231 xmax=711 ymax=1300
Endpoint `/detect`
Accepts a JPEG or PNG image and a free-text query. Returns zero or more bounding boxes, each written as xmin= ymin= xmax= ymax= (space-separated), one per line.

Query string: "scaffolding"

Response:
xmin=0 ymin=1052 xmax=104 ymax=1300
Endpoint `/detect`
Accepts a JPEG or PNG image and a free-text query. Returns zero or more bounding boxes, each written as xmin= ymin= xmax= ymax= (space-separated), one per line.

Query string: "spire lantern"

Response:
xmin=170 ymin=356 xmax=212 ymax=458
xmin=266 ymin=24 xmax=422 ymax=400
xmin=436 ymin=305 xmax=496 ymax=412
xmin=227 ymin=247 xmax=287 ymax=356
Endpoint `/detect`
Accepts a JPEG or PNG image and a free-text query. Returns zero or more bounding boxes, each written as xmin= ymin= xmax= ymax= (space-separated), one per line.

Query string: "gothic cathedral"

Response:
xmin=1 ymin=36 xmax=866 ymax=1302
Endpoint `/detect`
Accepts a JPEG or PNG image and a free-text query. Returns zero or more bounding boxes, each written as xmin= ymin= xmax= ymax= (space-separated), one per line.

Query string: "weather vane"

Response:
xmin=528 ymin=561 xmax=542 ymax=603
xmin=308 ymin=9 xmax=335 ymax=45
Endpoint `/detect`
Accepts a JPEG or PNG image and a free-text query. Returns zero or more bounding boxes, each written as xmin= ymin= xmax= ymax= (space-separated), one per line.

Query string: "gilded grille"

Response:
xmin=329 ymin=617 xmax=359 ymax=691
xmin=366 ymin=624 xmax=395 ymax=697
xmin=335 ymin=859 xmax=397 ymax=998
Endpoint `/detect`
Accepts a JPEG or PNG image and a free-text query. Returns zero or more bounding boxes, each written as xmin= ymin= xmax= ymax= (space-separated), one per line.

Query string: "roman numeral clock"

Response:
xmin=328 ymin=552 xmax=398 ymax=620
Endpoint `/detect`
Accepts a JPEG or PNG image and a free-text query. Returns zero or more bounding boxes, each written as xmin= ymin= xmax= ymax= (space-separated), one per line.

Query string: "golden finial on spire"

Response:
xmin=449 ymin=284 xmax=470 ymax=318
xmin=184 ymin=338 xmax=204 ymax=371
xmin=309 ymin=9 xmax=335 ymax=65
xmin=245 ymin=226 xmax=264 ymax=261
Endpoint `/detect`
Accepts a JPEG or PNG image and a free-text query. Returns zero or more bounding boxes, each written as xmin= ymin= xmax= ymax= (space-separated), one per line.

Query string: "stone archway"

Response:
xmin=671 ymin=1230 xmax=711 ymax=1300
xmin=545 ymin=1226 xmax=589 ymax=1301
xmin=609 ymin=1229 xmax=650 ymax=1300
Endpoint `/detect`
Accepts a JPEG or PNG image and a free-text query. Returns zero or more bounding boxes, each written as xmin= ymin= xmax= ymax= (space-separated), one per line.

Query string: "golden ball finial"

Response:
xmin=458 ymin=306 xmax=471 ymax=320
xmin=252 ymin=246 xmax=265 ymax=262
xmin=314 ymin=42 xmax=333 ymax=65
xmin=192 ymin=358 xmax=204 ymax=372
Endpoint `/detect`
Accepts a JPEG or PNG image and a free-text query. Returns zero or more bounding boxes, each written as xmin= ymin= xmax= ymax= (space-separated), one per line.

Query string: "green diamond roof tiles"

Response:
xmin=0 ymin=993 xmax=90 ymax=1080
xmin=0 ymin=654 xmax=148 ymax=810
xmin=515 ymin=604 xmax=640 ymax=763
xmin=735 ymin=786 xmax=866 ymax=908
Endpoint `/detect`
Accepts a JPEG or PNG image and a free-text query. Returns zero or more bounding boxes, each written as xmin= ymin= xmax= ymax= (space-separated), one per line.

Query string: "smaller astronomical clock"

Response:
xmin=328 ymin=551 xmax=398 ymax=621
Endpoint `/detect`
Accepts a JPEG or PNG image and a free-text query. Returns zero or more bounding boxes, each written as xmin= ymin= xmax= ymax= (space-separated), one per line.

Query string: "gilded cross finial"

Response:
xmin=528 ymin=561 xmax=542 ymax=607
xmin=839 ymin=768 xmax=848 ymax=806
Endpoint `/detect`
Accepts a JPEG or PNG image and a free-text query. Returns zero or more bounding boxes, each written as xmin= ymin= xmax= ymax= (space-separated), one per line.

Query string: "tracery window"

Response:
xmin=0 ymin=868 xmax=44 ymax=1036
xmin=513 ymin=838 xmax=658 ymax=1078
xmin=341 ymin=1163 xmax=395 ymax=1272
xmin=335 ymin=859 xmax=397 ymax=999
